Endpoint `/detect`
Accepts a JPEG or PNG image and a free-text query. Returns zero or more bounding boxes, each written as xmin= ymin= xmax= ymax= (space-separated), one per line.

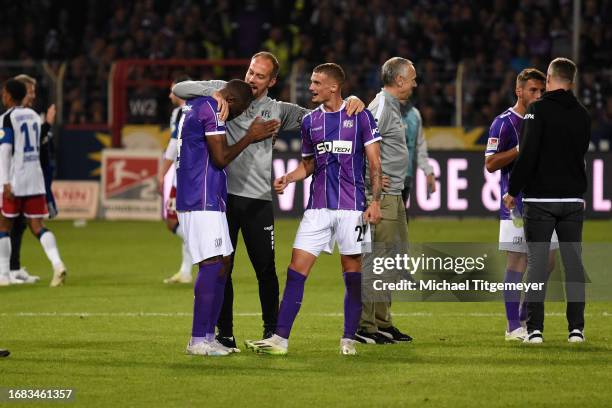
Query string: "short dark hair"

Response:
xmin=313 ymin=63 xmax=345 ymax=86
xmin=224 ymin=79 xmax=255 ymax=105
xmin=516 ymin=68 xmax=546 ymax=87
xmin=549 ymin=57 xmax=577 ymax=84
xmin=251 ymin=51 xmax=280 ymax=79
xmin=3 ymin=79 xmax=27 ymax=103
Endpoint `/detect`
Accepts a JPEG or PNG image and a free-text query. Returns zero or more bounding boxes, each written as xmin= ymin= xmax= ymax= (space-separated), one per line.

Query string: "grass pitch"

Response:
xmin=1 ymin=218 xmax=611 ymax=407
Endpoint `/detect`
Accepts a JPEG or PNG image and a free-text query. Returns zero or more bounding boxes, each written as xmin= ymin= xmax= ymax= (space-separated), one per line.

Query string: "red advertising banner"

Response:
xmin=51 ymin=181 xmax=99 ymax=220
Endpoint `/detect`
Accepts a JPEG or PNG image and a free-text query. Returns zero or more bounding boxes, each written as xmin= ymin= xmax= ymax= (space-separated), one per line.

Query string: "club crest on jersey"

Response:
xmin=260 ymin=109 xmax=271 ymax=119
xmin=487 ymin=138 xmax=499 ymax=151
xmin=316 ymin=140 xmax=353 ymax=155
xmin=342 ymin=119 xmax=354 ymax=128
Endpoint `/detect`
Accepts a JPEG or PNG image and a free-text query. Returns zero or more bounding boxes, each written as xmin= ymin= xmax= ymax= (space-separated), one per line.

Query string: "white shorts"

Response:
xmin=293 ymin=209 xmax=371 ymax=257
xmin=177 ymin=210 xmax=233 ymax=264
xmin=499 ymin=219 xmax=559 ymax=253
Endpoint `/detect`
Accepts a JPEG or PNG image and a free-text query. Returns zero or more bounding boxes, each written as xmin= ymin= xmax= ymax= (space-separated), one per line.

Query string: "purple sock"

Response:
xmin=208 ymin=268 xmax=228 ymax=335
xmin=343 ymin=272 xmax=362 ymax=340
xmin=504 ymin=269 xmax=523 ymax=331
xmin=275 ymin=268 xmax=306 ymax=339
xmin=191 ymin=261 xmax=223 ymax=338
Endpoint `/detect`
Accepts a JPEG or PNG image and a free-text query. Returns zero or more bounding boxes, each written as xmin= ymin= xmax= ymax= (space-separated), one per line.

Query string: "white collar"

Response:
xmin=318 ymin=101 xmax=346 ymax=113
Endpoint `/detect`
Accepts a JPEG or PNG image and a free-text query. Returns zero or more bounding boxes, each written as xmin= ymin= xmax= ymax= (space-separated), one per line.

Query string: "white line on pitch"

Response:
xmin=0 ymin=312 xmax=609 ymax=317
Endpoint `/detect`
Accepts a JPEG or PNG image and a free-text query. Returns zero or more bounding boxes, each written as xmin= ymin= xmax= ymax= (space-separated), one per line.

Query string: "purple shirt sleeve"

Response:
xmin=358 ymin=109 xmax=381 ymax=146
xmin=485 ymin=116 xmax=512 ymax=156
xmin=200 ymin=99 xmax=226 ymax=136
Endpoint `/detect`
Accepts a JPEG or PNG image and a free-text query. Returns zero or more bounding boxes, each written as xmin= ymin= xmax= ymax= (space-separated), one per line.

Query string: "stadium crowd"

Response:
xmin=0 ymin=0 xmax=611 ymax=144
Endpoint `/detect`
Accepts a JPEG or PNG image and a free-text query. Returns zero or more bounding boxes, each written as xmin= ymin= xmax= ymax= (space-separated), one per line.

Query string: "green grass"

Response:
xmin=1 ymin=218 xmax=611 ymax=407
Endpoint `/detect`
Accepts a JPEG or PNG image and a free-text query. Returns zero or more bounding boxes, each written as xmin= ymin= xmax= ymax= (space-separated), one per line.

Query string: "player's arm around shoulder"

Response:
xmin=172 ymin=80 xmax=226 ymax=100
xmin=344 ymin=95 xmax=365 ymax=116
xmin=206 ymin=115 xmax=279 ymax=169
xmin=277 ymin=101 xmax=309 ymax=131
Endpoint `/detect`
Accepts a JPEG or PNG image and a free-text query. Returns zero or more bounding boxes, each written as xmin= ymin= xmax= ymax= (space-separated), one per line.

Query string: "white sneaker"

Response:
xmin=523 ymin=330 xmax=543 ymax=344
xmin=11 ymin=268 xmax=40 ymax=284
xmin=568 ymin=329 xmax=585 ymax=343
xmin=244 ymin=335 xmax=288 ymax=355
xmin=163 ymin=271 xmax=192 ymax=284
xmin=505 ymin=327 xmax=527 ymax=341
xmin=0 ymin=273 xmax=10 ymax=287
xmin=50 ymin=263 xmax=67 ymax=287
xmin=340 ymin=338 xmax=358 ymax=355
xmin=186 ymin=340 xmax=230 ymax=356
xmin=7 ymin=272 xmax=25 ymax=285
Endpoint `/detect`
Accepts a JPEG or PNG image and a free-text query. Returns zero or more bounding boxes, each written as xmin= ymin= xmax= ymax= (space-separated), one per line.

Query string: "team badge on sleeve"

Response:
xmin=486 ymin=137 xmax=499 ymax=151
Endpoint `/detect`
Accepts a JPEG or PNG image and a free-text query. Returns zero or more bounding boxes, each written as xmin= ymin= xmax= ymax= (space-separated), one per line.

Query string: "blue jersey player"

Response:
xmin=176 ymin=79 xmax=280 ymax=356
xmin=245 ymin=63 xmax=383 ymax=356
xmin=485 ymin=68 xmax=557 ymax=341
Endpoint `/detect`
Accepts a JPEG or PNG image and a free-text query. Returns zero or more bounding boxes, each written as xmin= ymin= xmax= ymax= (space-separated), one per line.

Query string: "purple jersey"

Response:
xmin=485 ymin=107 xmax=523 ymax=220
xmin=176 ymin=96 xmax=227 ymax=212
xmin=301 ymin=103 xmax=381 ymax=211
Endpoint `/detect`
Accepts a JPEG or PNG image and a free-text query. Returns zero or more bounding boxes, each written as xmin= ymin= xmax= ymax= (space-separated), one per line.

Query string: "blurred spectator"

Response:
xmin=0 ymin=0 xmax=610 ymax=140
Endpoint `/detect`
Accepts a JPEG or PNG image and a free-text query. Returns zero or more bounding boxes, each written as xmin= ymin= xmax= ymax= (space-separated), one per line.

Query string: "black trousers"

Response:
xmin=9 ymin=215 xmax=28 ymax=271
xmin=217 ymin=194 xmax=279 ymax=337
xmin=523 ymin=201 xmax=586 ymax=333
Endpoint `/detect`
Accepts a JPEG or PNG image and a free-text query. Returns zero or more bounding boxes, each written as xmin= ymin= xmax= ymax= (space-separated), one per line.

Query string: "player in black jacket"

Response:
xmin=504 ymin=58 xmax=591 ymax=344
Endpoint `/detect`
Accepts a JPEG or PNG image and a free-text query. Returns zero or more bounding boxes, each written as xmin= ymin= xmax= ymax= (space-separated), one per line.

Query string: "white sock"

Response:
xmin=174 ymin=225 xmax=192 ymax=275
xmin=39 ymin=230 xmax=63 ymax=268
xmin=179 ymin=243 xmax=192 ymax=275
xmin=270 ymin=334 xmax=288 ymax=348
xmin=0 ymin=236 xmax=11 ymax=275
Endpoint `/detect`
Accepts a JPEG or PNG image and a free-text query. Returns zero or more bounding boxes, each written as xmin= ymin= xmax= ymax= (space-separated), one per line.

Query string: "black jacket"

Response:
xmin=508 ymin=89 xmax=591 ymax=199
